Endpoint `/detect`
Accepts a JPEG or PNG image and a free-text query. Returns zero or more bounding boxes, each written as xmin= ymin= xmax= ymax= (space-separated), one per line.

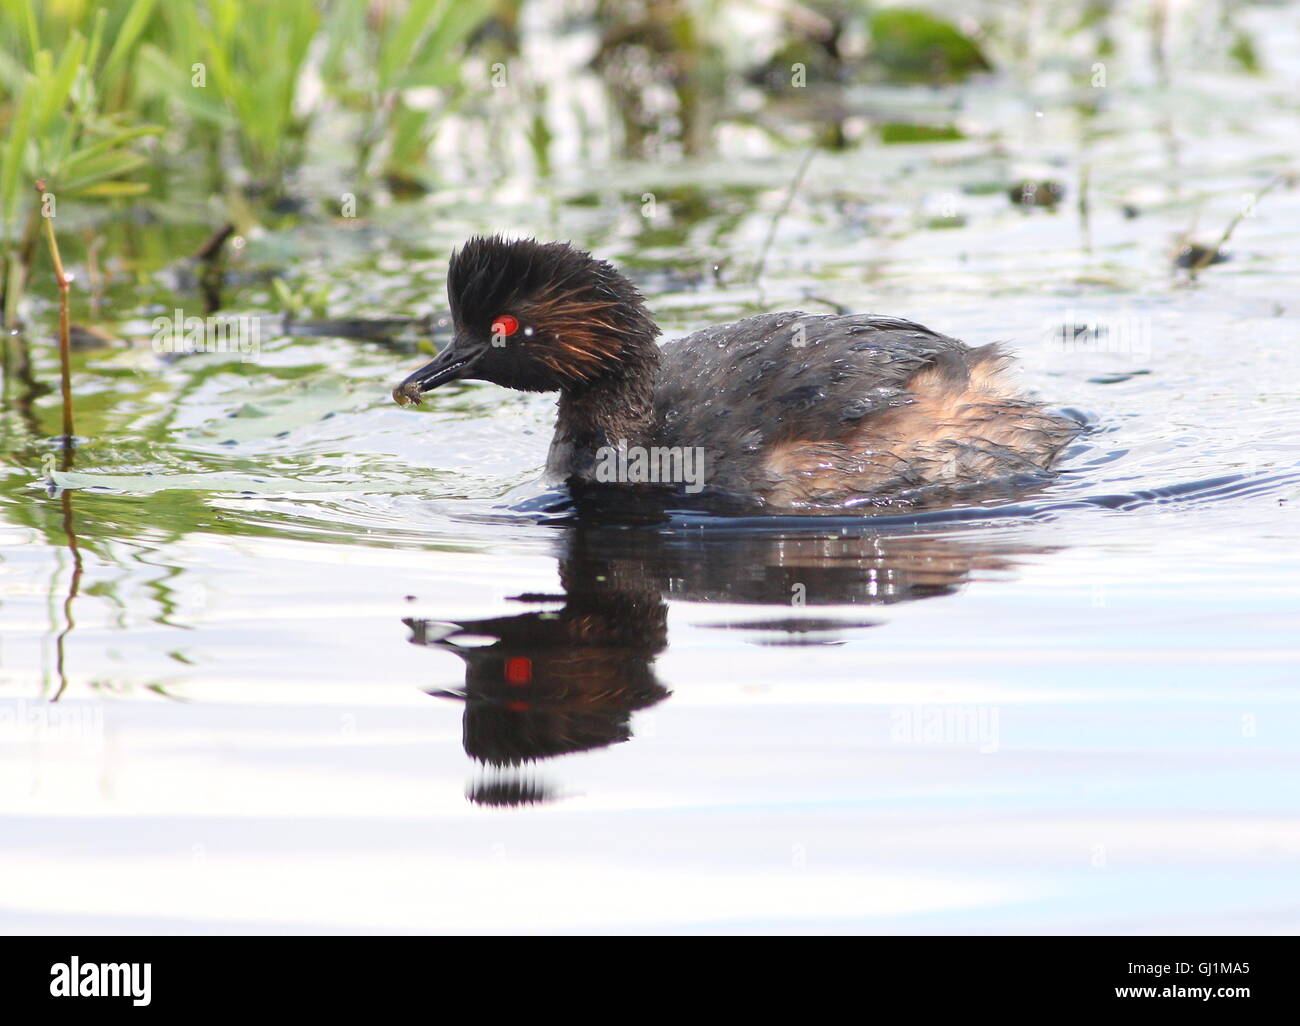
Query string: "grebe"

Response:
xmin=393 ymin=235 xmax=1079 ymax=511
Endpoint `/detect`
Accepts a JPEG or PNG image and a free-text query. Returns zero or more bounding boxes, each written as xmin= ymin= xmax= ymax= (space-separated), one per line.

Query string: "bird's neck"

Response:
xmin=547 ymin=349 xmax=659 ymax=482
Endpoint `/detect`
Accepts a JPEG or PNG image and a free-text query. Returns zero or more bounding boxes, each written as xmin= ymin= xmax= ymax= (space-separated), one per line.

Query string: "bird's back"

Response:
xmin=652 ymin=311 xmax=1080 ymax=509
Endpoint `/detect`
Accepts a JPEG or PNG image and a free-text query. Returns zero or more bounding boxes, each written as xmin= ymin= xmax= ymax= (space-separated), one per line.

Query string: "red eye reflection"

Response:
xmin=491 ymin=314 xmax=520 ymax=337
xmin=504 ymin=657 xmax=532 ymax=684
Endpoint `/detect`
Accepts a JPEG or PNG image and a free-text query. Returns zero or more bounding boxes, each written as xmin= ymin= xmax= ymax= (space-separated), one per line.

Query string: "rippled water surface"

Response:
xmin=3 ymin=2 xmax=1300 ymax=933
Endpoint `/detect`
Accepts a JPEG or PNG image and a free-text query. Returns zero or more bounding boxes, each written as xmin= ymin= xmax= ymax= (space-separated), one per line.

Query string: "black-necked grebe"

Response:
xmin=393 ymin=235 xmax=1079 ymax=511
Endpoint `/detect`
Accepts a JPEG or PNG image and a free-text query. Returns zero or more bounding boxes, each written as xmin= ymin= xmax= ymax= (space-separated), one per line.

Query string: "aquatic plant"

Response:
xmin=135 ymin=0 xmax=320 ymax=197
xmin=0 ymin=0 xmax=162 ymax=324
xmin=868 ymin=7 xmax=991 ymax=82
xmin=1 ymin=0 xmax=506 ymax=330
xmin=320 ymin=0 xmax=499 ymax=188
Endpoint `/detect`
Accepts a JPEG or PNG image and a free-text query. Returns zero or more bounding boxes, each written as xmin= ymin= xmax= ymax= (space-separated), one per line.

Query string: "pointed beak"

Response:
xmin=392 ymin=340 xmax=475 ymax=406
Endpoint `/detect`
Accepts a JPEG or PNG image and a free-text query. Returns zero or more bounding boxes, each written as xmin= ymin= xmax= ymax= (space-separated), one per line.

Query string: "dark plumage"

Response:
xmin=394 ymin=236 xmax=1080 ymax=512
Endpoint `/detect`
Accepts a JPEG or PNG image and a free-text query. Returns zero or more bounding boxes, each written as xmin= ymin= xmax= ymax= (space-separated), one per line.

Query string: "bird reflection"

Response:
xmin=403 ymin=522 xmax=1049 ymax=806
xmin=405 ymin=528 xmax=671 ymax=807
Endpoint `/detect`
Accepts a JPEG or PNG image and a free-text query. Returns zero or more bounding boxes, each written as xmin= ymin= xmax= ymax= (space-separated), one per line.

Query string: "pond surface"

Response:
xmin=3 ymin=3 xmax=1300 ymax=932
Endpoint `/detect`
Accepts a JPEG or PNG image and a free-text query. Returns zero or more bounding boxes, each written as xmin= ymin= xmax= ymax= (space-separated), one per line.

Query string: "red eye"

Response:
xmin=491 ymin=314 xmax=519 ymax=337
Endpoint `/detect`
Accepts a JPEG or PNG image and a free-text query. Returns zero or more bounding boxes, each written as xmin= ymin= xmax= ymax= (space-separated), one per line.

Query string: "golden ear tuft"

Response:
xmin=528 ymin=287 xmax=629 ymax=382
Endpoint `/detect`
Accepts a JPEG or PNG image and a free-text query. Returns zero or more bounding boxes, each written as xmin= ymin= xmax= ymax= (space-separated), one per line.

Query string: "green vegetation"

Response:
xmin=0 ymin=0 xmax=1272 ymax=335
xmin=0 ymin=0 xmax=499 ymax=327
xmin=879 ymin=121 xmax=965 ymax=144
xmin=0 ymin=0 xmax=163 ymax=323
xmin=869 ymin=8 xmax=991 ymax=83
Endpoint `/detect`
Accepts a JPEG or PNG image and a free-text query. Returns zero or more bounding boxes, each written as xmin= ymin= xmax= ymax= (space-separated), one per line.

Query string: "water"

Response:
xmin=3 ymin=2 xmax=1300 ymax=933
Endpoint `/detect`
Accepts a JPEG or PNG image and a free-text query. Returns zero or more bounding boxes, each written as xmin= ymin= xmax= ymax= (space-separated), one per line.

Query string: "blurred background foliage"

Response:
xmin=0 ymin=0 xmax=1276 ymax=328
xmin=0 ymin=0 xmax=501 ymax=323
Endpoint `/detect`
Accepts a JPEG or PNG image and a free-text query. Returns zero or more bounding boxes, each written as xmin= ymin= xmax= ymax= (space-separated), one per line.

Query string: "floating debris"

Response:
xmin=1009 ymin=180 xmax=1066 ymax=208
xmin=1174 ymin=244 xmax=1230 ymax=270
